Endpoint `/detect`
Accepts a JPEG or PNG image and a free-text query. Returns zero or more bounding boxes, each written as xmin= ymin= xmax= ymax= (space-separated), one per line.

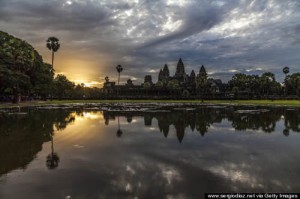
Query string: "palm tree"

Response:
xmin=283 ymin=66 xmax=290 ymax=77
xmin=46 ymin=37 xmax=60 ymax=71
xmin=116 ymin=65 xmax=123 ymax=85
xmin=116 ymin=65 xmax=123 ymax=97
xmin=283 ymin=67 xmax=290 ymax=96
xmin=105 ymin=76 xmax=109 ymax=83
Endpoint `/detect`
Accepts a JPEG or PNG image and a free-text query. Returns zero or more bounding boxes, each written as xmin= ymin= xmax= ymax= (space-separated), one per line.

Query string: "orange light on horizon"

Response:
xmin=71 ymin=79 xmax=104 ymax=88
xmin=53 ymin=73 xmax=104 ymax=88
xmin=44 ymin=55 xmax=110 ymax=88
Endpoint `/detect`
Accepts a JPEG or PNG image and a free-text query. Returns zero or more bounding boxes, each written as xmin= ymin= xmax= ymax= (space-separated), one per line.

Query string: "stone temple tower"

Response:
xmin=175 ymin=58 xmax=186 ymax=81
xmin=199 ymin=65 xmax=207 ymax=78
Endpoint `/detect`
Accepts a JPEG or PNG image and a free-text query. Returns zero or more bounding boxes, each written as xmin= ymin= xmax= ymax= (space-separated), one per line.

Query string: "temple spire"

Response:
xmin=190 ymin=70 xmax=195 ymax=77
xmin=163 ymin=64 xmax=170 ymax=77
xmin=175 ymin=58 xmax=186 ymax=78
xmin=199 ymin=65 xmax=206 ymax=74
xmin=158 ymin=69 xmax=163 ymax=81
xmin=190 ymin=70 xmax=196 ymax=83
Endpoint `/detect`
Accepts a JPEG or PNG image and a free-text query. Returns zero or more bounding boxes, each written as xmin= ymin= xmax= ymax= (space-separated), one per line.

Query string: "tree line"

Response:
xmin=228 ymin=69 xmax=300 ymax=98
xmin=1 ymin=30 xmax=299 ymax=102
xmin=109 ymin=64 xmax=300 ymax=99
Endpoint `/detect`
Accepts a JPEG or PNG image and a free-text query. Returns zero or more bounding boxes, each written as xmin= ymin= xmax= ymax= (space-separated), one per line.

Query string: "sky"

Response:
xmin=0 ymin=0 xmax=299 ymax=87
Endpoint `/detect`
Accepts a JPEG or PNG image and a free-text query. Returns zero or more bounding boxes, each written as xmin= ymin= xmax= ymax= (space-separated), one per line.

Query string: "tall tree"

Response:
xmin=116 ymin=65 xmax=123 ymax=96
xmin=259 ymin=72 xmax=276 ymax=97
xmin=30 ymin=63 xmax=54 ymax=100
xmin=283 ymin=66 xmax=290 ymax=96
xmin=283 ymin=66 xmax=290 ymax=77
xmin=116 ymin=65 xmax=123 ymax=86
xmin=105 ymin=76 xmax=109 ymax=83
xmin=0 ymin=32 xmax=36 ymax=102
xmin=285 ymin=73 xmax=300 ymax=96
xmin=53 ymin=74 xmax=75 ymax=99
xmin=46 ymin=37 xmax=60 ymax=71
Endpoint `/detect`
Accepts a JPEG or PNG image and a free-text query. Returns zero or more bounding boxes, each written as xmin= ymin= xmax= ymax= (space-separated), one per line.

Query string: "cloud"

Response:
xmin=0 ymin=0 xmax=299 ymax=85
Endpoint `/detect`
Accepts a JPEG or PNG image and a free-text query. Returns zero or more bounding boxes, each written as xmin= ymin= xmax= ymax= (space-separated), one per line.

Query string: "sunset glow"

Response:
xmin=0 ymin=0 xmax=299 ymax=85
xmin=71 ymin=79 xmax=103 ymax=88
xmin=1 ymin=0 xmax=300 ymax=197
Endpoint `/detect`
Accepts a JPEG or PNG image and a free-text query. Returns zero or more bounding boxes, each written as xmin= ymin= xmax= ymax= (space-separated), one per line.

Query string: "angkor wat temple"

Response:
xmin=103 ymin=58 xmax=228 ymax=99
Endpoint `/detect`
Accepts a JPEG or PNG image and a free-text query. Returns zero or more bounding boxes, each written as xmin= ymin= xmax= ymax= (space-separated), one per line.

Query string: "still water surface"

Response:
xmin=0 ymin=105 xmax=300 ymax=198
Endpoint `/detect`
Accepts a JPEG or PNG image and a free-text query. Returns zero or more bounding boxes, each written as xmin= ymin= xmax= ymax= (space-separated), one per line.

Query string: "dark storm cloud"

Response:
xmin=0 ymin=0 xmax=299 ymax=84
xmin=0 ymin=0 xmax=114 ymax=33
xmin=138 ymin=0 xmax=238 ymax=49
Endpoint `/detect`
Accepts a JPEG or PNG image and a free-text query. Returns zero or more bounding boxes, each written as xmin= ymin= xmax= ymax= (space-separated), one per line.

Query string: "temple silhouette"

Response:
xmin=103 ymin=58 xmax=227 ymax=98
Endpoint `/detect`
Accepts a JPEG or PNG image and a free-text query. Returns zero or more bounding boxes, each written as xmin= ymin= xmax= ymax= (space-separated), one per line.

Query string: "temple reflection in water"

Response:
xmin=102 ymin=107 xmax=300 ymax=142
xmin=1 ymin=106 xmax=300 ymax=197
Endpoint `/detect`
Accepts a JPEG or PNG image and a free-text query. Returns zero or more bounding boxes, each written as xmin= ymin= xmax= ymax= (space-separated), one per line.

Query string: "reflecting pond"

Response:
xmin=0 ymin=105 xmax=300 ymax=198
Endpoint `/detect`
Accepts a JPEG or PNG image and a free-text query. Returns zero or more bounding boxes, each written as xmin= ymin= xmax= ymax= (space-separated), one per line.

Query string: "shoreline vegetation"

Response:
xmin=1 ymin=99 xmax=300 ymax=109
xmin=1 ymin=31 xmax=300 ymax=105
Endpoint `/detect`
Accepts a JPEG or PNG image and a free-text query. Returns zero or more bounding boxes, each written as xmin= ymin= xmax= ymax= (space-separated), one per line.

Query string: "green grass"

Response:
xmin=1 ymin=99 xmax=300 ymax=108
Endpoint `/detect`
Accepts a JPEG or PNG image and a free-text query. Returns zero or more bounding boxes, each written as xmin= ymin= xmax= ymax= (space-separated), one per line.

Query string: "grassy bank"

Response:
xmin=1 ymin=99 xmax=300 ymax=108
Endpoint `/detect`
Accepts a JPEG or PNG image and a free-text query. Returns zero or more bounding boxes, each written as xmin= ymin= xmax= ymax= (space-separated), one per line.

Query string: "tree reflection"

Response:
xmin=54 ymin=113 xmax=75 ymax=131
xmin=46 ymin=135 xmax=60 ymax=169
xmin=126 ymin=115 xmax=133 ymax=123
xmin=284 ymin=109 xmax=300 ymax=132
xmin=116 ymin=116 xmax=123 ymax=137
xmin=283 ymin=129 xmax=289 ymax=136
xmin=102 ymin=106 xmax=300 ymax=142
xmin=227 ymin=108 xmax=281 ymax=133
xmin=1 ymin=106 xmax=299 ymax=177
xmin=103 ymin=111 xmax=115 ymax=125
xmin=0 ymin=109 xmax=75 ymax=176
